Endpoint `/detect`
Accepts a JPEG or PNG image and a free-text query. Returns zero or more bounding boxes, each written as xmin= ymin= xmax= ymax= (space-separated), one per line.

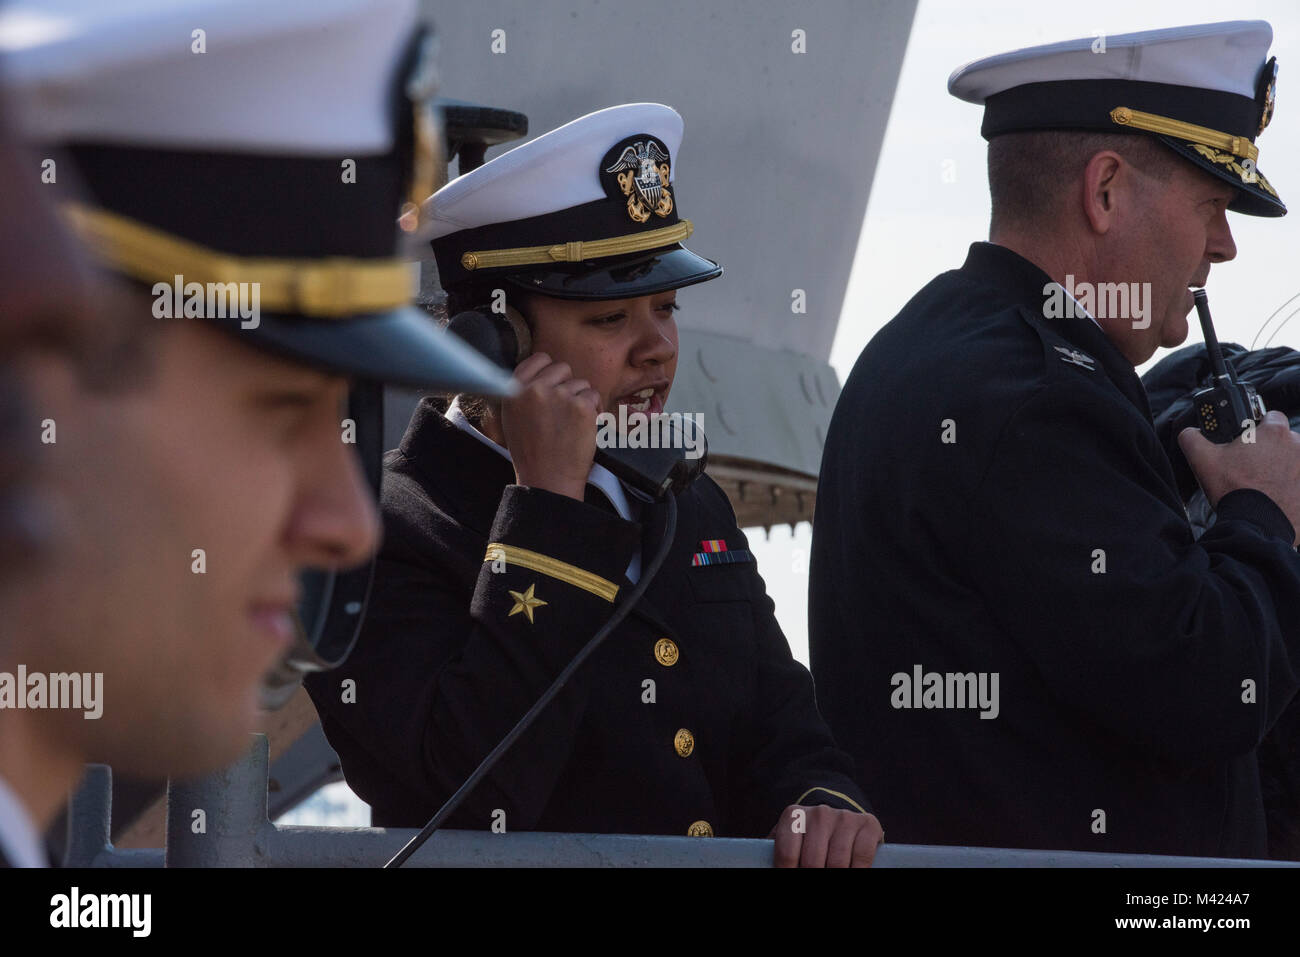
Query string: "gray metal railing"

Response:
xmin=62 ymin=734 xmax=1298 ymax=868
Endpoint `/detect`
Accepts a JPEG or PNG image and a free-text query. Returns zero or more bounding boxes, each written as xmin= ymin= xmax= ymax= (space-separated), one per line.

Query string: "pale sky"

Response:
xmin=754 ymin=0 xmax=1300 ymax=666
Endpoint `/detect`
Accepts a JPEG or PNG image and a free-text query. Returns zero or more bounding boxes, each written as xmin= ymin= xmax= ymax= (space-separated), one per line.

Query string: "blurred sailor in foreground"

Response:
xmin=0 ymin=0 xmax=510 ymax=867
xmin=811 ymin=21 xmax=1300 ymax=857
xmin=0 ymin=86 xmax=116 ymax=582
xmin=0 ymin=80 xmax=136 ymax=870
xmin=308 ymin=104 xmax=883 ymax=866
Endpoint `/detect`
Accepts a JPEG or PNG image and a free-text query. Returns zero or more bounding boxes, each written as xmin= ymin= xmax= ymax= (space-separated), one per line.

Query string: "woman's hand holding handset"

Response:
xmin=499 ymin=352 xmax=603 ymax=502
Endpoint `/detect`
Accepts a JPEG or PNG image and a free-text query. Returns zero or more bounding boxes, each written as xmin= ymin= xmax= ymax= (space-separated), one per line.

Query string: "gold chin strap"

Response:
xmin=460 ymin=220 xmax=694 ymax=272
xmin=1109 ymin=107 xmax=1260 ymax=163
xmin=61 ymin=203 xmax=416 ymax=319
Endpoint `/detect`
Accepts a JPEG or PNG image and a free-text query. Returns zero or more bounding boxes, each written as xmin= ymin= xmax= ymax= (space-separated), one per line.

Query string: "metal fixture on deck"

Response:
xmin=61 ymin=736 xmax=1299 ymax=869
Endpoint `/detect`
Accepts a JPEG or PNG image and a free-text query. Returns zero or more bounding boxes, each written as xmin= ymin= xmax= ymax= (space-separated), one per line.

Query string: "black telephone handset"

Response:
xmin=1190 ymin=289 xmax=1267 ymax=443
xmin=446 ymin=307 xmax=707 ymax=498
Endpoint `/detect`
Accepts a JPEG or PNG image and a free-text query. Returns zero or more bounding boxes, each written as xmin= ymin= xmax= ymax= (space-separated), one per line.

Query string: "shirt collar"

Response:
xmin=1052 ymin=283 xmax=1105 ymax=333
xmin=0 ymin=774 xmax=47 ymax=868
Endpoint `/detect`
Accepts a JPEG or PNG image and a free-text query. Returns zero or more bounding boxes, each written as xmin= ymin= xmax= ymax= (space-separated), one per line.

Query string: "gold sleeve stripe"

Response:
xmin=460 ymin=220 xmax=693 ymax=271
xmin=485 ymin=543 xmax=618 ymax=603
xmin=1109 ymin=107 xmax=1259 ymax=162
xmin=61 ymin=203 xmax=416 ymax=319
xmin=795 ymin=786 xmax=868 ymax=815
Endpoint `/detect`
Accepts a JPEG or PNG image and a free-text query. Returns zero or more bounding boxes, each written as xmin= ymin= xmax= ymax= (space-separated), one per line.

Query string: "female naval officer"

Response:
xmin=305 ymin=104 xmax=882 ymax=867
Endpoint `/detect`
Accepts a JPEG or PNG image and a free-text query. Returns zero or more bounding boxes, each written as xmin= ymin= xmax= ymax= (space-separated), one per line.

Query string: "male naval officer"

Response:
xmin=810 ymin=22 xmax=1300 ymax=858
xmin=0 ymin=0 xmax=509 ymax=867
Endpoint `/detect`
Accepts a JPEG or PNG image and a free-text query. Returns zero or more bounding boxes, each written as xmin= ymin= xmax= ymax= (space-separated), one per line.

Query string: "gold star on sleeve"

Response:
xmin=507 ymin=583 xmax=547 ymax=624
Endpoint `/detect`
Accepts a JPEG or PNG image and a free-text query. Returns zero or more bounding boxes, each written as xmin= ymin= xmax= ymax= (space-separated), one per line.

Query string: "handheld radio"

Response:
xmin=1191 ymin=289 xmax=1267 ymax=443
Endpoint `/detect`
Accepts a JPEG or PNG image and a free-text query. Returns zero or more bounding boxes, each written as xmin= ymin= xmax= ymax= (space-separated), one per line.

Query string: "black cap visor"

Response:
xmin=205 ymin=305 xmax=516 ymax=394
xmin=502 ymin=245 xmax=722 ymax=301
xmin=1156 ymin=135 xmax=1286 ymax=217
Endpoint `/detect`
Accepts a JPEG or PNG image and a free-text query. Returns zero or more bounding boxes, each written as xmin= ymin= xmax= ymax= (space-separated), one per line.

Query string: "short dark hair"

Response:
xmin=987 ymin=130 xmax=1180 ymax=236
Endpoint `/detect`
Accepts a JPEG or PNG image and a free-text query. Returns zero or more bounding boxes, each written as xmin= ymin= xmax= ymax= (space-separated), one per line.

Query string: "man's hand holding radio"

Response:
xmin=500 ymin=352 xmax=603 ymax=502
xmin=1179 ymin=410 xmax=1300 ymax=544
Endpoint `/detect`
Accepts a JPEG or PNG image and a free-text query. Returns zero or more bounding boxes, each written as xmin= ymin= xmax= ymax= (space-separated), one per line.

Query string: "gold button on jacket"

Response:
xmin=674 ymin=728 xmax=695 ymax=757
xmin=654 ymin=637 xmax=679 ymax=666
